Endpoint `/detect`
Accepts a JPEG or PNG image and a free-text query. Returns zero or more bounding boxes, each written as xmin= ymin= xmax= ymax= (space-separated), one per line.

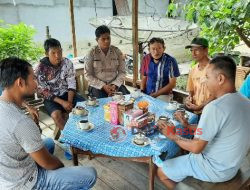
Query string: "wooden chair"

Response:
xmin=235 ymin=66 xmax=250 ymax=90
xmin=175 ymin=150 xmax=250 ymax=190
xmin=24 ymin=94 xmax=60 ymax=140
xmin=175 ymin=169 xmax=250 ymax=190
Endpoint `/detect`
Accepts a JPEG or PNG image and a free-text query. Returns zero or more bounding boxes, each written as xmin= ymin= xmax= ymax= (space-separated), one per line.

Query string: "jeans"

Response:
xmin=43 ymin=137 xmax=55 ymax=154
xmin=33 ymin=138 xmax=97 ymax=189
xmin=33 ymin=166 xmax=97 ymax=190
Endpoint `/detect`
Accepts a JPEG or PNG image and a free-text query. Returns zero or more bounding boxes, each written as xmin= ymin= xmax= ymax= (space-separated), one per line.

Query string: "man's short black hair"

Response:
xmin=148 ymin=37 xmax=165 ymax=48
xmin=44 ymin=38 xmax=61 ymax=52
xmin=0 ymin=57 xmax=32 ymax=89
xmin=210 ymin=55 xmax=236 ymax=83
xmin=95 ymin=25 xmax=110 ymax=38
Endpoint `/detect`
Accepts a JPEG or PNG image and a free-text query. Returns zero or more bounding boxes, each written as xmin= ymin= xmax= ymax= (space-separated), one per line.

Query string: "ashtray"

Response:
xmin=109 ymin=127 xmax=127 ymax=142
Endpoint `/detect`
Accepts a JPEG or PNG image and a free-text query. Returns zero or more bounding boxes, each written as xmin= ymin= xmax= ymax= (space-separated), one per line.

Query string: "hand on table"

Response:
xmin=110 ymin=84 xmax=118 ymax=92
xmin=103 ymin=84 xmax=114 ymax=96
xmin=173 ymin=111 xmax=188 ymax=126
xmin=150 ymin=92 xmax=159 ymax=98
xmin=157 ymin=120 xmax=176 ymax=141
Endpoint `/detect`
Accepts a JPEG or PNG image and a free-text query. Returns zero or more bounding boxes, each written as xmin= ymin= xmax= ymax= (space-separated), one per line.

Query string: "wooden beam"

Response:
xmin=114 ymin=0 xmax=130 ymax=16
xmin=69 ymin=0 xmax=77 ymax=57
xmin=46 ymin=26 xmax=51 ymax=39
xmin=132 ymin=0 xmax=139 ymax=87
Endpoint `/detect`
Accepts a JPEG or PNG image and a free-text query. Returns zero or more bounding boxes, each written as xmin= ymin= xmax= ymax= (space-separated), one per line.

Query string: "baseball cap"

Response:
xmin=185 ymin=37 xmax=209 ymax=49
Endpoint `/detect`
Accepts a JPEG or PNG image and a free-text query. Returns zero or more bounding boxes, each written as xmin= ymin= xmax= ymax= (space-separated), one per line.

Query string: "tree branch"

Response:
xmin=236 ymin=27 xmax=250 ymax=48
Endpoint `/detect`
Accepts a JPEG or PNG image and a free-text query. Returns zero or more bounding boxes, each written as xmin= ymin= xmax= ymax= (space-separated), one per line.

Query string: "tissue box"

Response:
xmin=123 ymin=109 xmax=143 ymax=128
xmin=129 ymin=112 xmax=149 ymax=128
xmin=110 ymin=101 xmax=119 ymax=125
xmin=117 ymin=101 xmax=134 ymax=125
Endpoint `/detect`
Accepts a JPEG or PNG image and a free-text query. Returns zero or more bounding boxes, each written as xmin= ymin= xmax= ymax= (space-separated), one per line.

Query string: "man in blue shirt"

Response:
xmin=140 ymin=37 xmax=180 ymax=102
xmin=240 ymin=72 xmax=250 ymax=98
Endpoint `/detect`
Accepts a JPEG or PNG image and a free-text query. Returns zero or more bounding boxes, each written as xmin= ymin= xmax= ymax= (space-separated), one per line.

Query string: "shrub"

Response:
xmin=0 ymin=20 xmax=43 ymax=63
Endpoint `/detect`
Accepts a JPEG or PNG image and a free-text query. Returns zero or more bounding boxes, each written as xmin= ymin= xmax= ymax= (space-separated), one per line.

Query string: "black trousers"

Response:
xmin=88 ymin=85 xmax=130 ymax=99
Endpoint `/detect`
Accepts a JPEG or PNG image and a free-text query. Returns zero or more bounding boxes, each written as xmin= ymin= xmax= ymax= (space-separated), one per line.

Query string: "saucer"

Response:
xmin=85 ymin=101 xmax=99 ymax=107
xmin=166 ymin=105 xmax=177 ymax=111
xmin=132 ymin=136 xmax=150 ymax=147
xmin=72 ymin=110 xmax=88 ymax=116
xmin=77 ymin=122 xmax=94 ymax=131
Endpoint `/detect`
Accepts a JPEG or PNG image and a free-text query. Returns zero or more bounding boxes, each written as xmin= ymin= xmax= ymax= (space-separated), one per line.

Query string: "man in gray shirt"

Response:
xmin=156 ymin=56 xmax=250 ymax=189
xmin=0 ymin=57 xmax=97 ymax=190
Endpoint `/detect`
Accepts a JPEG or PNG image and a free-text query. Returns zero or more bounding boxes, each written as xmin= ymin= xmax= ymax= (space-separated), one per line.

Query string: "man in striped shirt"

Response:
xmin=141 ymin=38 xmax=180 ymax=102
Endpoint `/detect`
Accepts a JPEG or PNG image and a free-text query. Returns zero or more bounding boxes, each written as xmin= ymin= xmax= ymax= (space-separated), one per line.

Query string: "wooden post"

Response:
xmin=149 ymin=157 xmax=156 ymax=190
xmin=114 ymin=0 xmax=130 ymax=15
xmin=46 ymin=26 xmax=51 ymax=39
xmin=132 ymin=0 xmax=139 ymax=87
xmin=69 ymin=0 xmax=77 ymax=57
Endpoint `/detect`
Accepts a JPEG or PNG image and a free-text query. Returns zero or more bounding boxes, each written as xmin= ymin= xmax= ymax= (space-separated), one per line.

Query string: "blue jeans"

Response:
xmin=33 ymin=138 xmax=97 ymax=189
xmin=43 ymin=137 xmax=55 ymax=154
xmin=33 ymin=166 xmax=97 ymax=190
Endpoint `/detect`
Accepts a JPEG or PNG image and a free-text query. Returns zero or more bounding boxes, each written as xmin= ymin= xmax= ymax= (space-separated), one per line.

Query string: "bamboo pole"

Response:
xmin=132 ymin=0 xmax=138 ymax=87
xmin=69 ymin=0 xmax=77 ymax=57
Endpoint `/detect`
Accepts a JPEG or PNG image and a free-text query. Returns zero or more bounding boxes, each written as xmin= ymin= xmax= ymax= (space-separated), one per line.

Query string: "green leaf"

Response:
xmin=167 ymin=0 xmax=250 ymax=55
xmin=0 ymin=21 xmax=43 ymax=62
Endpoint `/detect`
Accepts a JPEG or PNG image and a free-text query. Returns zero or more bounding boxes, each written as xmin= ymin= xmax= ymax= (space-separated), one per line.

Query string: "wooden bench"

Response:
xmin=175 ymin=170 xmax=250 ymax=190
xmin=175 ymin=151 xmax=250 ymax=190
xmin=24 ymin=95 xmax=61 ymax=139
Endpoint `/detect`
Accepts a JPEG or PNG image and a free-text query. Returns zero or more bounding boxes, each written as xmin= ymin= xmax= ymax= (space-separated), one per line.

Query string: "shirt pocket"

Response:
xmin=110 ymin=58 xmax=119 ymax=70
xmin=93 ymin=60 xmax=103 ymax=73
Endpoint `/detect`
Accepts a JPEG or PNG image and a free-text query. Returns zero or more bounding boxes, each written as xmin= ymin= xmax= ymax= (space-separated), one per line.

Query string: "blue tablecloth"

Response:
xmin=61 ymin=95 xmax=197 ymax=159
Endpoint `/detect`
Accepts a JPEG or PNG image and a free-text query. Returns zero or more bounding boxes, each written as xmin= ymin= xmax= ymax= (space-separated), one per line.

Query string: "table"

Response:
xmin=61 ymin=95 xmax=197 ymax=190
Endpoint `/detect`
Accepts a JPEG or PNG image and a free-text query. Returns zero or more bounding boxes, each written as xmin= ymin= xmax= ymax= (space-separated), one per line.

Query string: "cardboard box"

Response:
xmin=130 ymin=112 xmax=149 ymax=128
xmin=123 ymin=109 xmax=143 ymax=128
xmin=110 ymin=101 xmax=119 ymax=125
xmin=117 ymin=101 xmax=134 ymax=125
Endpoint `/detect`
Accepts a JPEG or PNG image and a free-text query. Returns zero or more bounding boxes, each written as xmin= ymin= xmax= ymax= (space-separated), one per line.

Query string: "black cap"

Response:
xmin=185 ymin=37 xmax=209 ymax=49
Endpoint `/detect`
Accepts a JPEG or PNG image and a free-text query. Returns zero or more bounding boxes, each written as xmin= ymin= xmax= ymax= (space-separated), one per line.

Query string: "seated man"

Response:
xmin=185 ymin=37 xmax=214 ymax=114
xmin=84 ymin=25 xmax=130 ymax=98
xmin=240 ymin=71 xmax=250 ymax=98
xmin=140 ymin=37 xmax=180 ymax=102
xmin=0 ymin=57 xmax=97 ymax=189
xmin=36 ymin=38 xmax=85 ymax=132
xmin=156 ymin=56 xmax=250 ymax=189
xmin=1 ymin=84 xmax=39 ymax=124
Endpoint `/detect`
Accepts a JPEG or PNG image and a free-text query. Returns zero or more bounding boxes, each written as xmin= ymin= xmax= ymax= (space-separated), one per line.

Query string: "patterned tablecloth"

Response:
xmin=61 ymin=94 xmax=198 ymax=159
